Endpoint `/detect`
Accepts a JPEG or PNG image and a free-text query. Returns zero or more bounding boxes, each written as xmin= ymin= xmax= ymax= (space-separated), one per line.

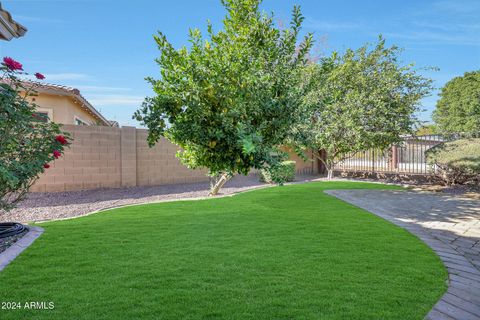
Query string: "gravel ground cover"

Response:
xmin=4 ymin=171 xmax=475 ymax=224
xmin=1 ymin=174 xmax=320 ymax=223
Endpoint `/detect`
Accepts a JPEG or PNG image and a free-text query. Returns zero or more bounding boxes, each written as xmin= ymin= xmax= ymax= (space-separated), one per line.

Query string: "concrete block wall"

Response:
xmin=31 ymin=125 xmax=317 ymax=193
xmin=31 ymin=125 xmax=122 ymax=192
xmin=120 ymin=127 xmax=137 ymax=187
xmin=136 ymin=130 xmax=208 ymax=186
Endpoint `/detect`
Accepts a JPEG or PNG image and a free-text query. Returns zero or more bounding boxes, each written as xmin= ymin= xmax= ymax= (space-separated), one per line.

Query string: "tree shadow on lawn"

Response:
xmin=351 ymin=189 xmax=480 ymax=225
xmin=328 ymin=189 xmax=480 ymax=269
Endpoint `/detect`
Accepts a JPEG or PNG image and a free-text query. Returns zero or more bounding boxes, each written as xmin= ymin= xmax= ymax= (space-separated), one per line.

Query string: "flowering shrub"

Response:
xmin=34 ymin=72 xmax=45 ymax=80
xmin=3 ymin=57 xmax=23 ymax=71
xmin=0 ymin=57 xmax=70 ymax=211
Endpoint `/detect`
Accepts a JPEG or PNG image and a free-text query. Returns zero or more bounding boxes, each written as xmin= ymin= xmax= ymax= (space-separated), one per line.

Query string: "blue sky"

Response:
xmin=1 ymin=0 xmax=479 ymax=126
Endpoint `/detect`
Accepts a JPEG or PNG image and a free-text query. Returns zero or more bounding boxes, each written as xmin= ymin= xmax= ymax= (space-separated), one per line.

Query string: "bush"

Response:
xmin=260 ymin=161 xmax=296 ymax=185
xmin=0 ymin=57 xmax=70 ymax=211
xmin=426 ymin=138 xmax=480 ymax=185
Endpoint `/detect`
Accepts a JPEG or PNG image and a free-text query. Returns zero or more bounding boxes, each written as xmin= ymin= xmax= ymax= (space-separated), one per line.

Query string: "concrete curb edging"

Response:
xmin=324 ymin=190 xmax=480 ymax=320
xmin=0 ymin=226 xmax=44 ymax=272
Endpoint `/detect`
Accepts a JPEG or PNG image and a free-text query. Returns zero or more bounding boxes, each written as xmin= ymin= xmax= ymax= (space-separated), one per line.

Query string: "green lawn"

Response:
xmin=0 ymin=182 xmax=447 ymax=319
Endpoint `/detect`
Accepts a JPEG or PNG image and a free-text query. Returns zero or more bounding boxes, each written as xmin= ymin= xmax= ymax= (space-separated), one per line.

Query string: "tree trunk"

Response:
xmin=327 ymin=168 xmax=334 ymax=180
xmin=325 ymin=158 xmax=336 ymax=180
xmin=209 ymin=172 xmax=232 ymax=196
xmin=317 ymin=149 xmax=327 ymax=175
xmin=316 ymin=152 xmax=334 ymax=180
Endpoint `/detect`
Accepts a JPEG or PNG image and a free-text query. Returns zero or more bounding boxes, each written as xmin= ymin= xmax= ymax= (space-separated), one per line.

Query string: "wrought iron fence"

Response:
xmin=334 ymin=134 xmax=458 ymax=175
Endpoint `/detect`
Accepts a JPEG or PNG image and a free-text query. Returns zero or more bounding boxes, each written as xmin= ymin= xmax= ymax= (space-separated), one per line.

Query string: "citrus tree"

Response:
xmin=134 ymin=0 xmax=313 ymax=195
xmin=0 ymin=57 xmax=69 ymax=211
xmin=292 ymin=38 xmax=433 ymax=179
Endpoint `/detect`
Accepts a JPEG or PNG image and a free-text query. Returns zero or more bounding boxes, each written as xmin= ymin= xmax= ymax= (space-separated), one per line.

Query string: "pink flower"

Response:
xmin=2 ymin=57 xmax=23 ymax=71
xmin=34 ymin=72 xmax=45 ymax=80
xmin=53 ymin=150 xmax=61 ymax=159
xmin=55 ymin=135 xmax=68 ymax=145
xmin=43 ymin=163 xmax=50 ymax=169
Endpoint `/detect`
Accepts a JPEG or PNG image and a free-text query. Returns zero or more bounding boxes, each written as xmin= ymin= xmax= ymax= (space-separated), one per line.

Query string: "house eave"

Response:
xmin=36 ymin=87 xmax=111 ymax=126
xmin=0 ymin=5 xmax=27 ymax=40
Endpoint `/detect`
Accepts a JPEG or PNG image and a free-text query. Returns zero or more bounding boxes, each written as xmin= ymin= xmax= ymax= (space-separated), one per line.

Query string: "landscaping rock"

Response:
xmin=1 ymin=174 xmax=319 ymax=223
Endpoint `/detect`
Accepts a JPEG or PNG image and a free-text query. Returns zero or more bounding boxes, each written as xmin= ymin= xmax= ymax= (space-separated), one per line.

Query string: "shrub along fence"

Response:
xmin=334 ymin=134 xmax=458 ymax=175
xmin=31 ymin=125 xmax=317 ymax=193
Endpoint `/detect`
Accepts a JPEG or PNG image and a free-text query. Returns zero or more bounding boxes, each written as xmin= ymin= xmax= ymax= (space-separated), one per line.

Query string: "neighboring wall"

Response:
xmin=31 ymin=125 xmax=317 ymax=193
xmin=282 ymin=147 xmax=317 ymax=174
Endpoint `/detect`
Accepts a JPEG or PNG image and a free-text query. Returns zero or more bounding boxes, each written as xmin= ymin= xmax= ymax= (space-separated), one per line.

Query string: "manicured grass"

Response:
xmin=0 ymin=182 xmax=447 ymax=319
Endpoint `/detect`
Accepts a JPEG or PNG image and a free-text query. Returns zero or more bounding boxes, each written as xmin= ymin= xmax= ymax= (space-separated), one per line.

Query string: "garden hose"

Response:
xmin=0 ymin=222 xmax=27 ymax=239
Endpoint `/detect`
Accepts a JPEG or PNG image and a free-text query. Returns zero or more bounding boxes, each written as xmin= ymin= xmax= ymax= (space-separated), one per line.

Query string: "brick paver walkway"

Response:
xmin=325 ymin=189 xmax=480 ymax=320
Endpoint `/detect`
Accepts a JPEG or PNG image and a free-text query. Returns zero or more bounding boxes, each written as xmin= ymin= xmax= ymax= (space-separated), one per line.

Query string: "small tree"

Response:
xmin=0 ymin=57 xmax=69 ymax=211
xmin=416 ymin=124 xmax=437 ymax=136
xmin=134 ymin=0 xmax=312 ymax=195
xmin=433 ymin=70 xmax=480 ymax=135
xmin=292 ymin=37 xmax=433 ymax=179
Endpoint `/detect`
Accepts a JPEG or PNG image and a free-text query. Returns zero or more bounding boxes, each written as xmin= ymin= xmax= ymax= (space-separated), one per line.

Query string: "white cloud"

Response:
xmin=21 ymin=73 xmax=89 ymax=82
xmin=43 ymin=73 xmax=90 ymax=81
xmin=88 ymin=95 xmax=145 ymax=106
xmin=383 ymin=30 xmax=479 ymax=46
xmin=68 ymin=85 xmax=132 ymax=92
xmin=412 ymin=21 xmax=480 ymax=33
xmin=432 ymin=0 xmax=480 ymax=14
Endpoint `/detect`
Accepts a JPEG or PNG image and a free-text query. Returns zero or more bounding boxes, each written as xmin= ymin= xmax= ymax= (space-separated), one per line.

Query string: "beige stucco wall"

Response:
xmin=29 ymin=92 xmax=100 ymax=125
xmin=31 ymin=125 xmax=318 ymax=193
